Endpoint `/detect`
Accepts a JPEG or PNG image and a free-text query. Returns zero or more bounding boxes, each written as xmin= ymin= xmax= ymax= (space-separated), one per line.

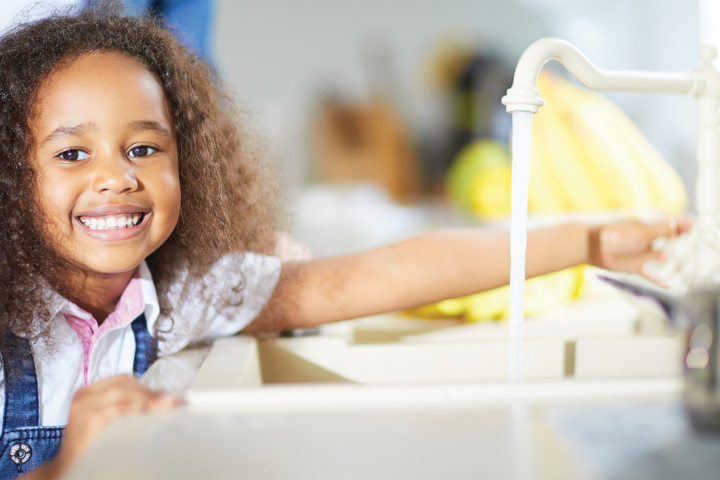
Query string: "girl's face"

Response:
xmin=32 ymin=51 xmax=181 ymax=277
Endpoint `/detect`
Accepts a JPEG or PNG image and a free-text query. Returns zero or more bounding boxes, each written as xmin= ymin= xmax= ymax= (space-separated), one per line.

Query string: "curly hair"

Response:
xmin=0 ymin=2 xmax=279 ymax=336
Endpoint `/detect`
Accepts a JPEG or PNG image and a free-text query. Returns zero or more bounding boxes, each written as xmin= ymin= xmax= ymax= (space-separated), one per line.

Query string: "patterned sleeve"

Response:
xmin=200 ymin=252 xmax=282 ymax=339
xmin=158 ymin=252 xmax=282 ymax=354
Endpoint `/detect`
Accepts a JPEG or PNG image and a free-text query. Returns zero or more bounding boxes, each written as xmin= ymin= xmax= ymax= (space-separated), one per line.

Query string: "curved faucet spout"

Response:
xmin=501 ymin=38 xmax=703 ymax=113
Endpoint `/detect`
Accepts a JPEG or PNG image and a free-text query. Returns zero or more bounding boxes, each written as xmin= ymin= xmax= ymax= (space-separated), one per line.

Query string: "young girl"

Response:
xmin=0 ymin=4 xmax=689 ymax=479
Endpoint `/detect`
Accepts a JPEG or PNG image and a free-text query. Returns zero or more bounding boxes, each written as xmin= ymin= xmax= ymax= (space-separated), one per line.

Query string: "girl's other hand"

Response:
xmin=589 ymin=217 xmax=693 ymax=282
xmin=51 ymin=375 xmax=182 ymax=477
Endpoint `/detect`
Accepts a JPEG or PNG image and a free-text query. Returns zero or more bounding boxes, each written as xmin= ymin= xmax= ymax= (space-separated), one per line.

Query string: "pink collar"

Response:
xmin=64 ymin=274 xmax=147 ymax=386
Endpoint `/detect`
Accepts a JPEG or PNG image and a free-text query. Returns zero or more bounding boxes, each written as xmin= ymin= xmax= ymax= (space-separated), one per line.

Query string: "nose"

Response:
xmin=91 ymin=151 xmax=139 ymax=196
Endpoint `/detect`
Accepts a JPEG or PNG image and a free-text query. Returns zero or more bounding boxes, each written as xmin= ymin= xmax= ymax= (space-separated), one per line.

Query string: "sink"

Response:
xmin=66 ymin=291 xmax=696 ymax=480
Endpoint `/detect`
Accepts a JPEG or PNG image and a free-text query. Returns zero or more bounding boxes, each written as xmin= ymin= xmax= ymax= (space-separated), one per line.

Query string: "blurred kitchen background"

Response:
xmin=1 ymin=0 xmax=715 ymax=261
xmin=211 ymin=0 xmax=711 ymax=257
xmin=0 ymin=0 xmax=714 ymax=322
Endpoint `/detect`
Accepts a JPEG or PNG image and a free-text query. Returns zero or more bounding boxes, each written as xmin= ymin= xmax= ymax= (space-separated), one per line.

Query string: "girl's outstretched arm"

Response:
xmin=246 ymin=218 xmax=691 ymax=332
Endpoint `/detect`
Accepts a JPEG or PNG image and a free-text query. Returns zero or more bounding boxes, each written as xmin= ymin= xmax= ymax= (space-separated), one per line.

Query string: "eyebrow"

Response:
xmin=127 ymin=120 xmax=172 ymax=138
xmin=39 ymin=120 xmax=172 ymax=147
xmin=40 ymin=123 xmax=97 ymax=147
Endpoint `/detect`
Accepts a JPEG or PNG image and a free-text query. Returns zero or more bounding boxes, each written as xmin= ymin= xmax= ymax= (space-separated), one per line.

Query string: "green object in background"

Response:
xmin=446 ymin=139 xmax=512 ymax=217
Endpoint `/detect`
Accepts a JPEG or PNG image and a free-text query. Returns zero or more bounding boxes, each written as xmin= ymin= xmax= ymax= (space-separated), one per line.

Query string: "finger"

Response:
xmin=674 ymin=216 xmax=694 ymax=234
xmin=104 ymin=386 xmax=167 ymax=407
xmin=616 ymin=250 xmax=665 ymax=277
xmin=646 ymin=218 xmax=679 ymax=240
xmin=72 ymin=383 xmax=165 ymax=414
xmin=82 ymin=400 xmax=152 ymax=436
xmin=102 ymin=400 xmax=150 ymax=418
xmin=647 ymin=216 xmax=695 ymax=239
xmin=644 ymin=250 xmax=668 ymax=263
xmin=148 ymin=393 xmax=184 ymax=412
xmin=94 ymin=376 xmax=162 ymax=398
xmin=82 ymin=393 xmax=168 ymax=424
xmin=93 ymin=395 xmax=181 ymax=422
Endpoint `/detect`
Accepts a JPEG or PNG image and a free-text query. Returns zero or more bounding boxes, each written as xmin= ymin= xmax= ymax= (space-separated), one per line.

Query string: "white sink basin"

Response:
xmin=66 ymin=292 xmax=695 ymax=480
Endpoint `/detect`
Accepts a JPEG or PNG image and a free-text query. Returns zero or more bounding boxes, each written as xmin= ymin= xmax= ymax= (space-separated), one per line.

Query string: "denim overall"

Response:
xmin=0 ymin=313 xmax=157 ymax=479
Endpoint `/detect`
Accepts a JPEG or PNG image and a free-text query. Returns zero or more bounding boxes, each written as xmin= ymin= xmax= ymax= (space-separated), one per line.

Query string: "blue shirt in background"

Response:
xmin=87 ymin=0 xmax=214 ymax=60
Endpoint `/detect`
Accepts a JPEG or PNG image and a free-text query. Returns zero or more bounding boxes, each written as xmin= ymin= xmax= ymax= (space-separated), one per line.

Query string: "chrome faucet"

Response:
xmin=501 ymin=38 xmax=720 ymax=290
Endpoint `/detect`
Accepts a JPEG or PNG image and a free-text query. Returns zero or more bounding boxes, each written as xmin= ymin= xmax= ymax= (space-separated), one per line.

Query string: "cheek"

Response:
xmin=30 ymin=172 xmax=79 ymax=259
xmin=34 ymin=170 xmax=77 ymax=225
xmin=155 ymin=168 xmax=181 ymax=225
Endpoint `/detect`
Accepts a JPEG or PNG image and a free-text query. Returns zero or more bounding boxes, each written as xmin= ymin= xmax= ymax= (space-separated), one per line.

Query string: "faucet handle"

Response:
xmin=699 ymin=45 xmax=717 ymax=66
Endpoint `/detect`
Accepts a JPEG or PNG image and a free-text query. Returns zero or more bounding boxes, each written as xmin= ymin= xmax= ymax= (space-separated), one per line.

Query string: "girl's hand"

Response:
xmin=48 ymin=375 xmax=182 ymax=478
xmin=589 ymin=217 xmax=693 ymax=281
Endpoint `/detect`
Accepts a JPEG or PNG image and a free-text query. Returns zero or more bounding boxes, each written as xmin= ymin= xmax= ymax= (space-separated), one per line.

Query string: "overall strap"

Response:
xmin=130 ymin=313 xmax=158 ymax=377
xmin=0 ymin=331 xmax=39 ymax=431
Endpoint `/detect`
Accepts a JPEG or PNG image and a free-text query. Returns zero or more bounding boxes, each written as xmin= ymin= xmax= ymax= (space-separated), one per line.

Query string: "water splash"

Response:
xmin=509 ymin=111 xmax=534 ymax=381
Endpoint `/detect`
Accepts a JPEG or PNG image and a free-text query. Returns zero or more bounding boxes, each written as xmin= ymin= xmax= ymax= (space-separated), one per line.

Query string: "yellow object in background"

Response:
xmin=417 ymin=71 xmax=688 ymax=322
xmin=406 ymin=265 xmax=584 ymax=322
xmin=528 ymin=72 xmax=687 ymax=213
xmin=446 ymin=71 xmax=688 ymax=217
xmin=446 ymin=140 xmax=512 ymax=217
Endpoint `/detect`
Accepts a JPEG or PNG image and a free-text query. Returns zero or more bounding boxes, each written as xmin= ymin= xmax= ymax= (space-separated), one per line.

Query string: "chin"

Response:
xmin=86 ymin=262 xmax=143 ymax=276
xmin=80 ymin=252 xmax=145 ymax=276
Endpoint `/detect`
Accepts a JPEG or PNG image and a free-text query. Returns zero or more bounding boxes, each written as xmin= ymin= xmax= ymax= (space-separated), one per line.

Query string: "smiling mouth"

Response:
xmin=76 ymin=212 xmax=147 ymax=230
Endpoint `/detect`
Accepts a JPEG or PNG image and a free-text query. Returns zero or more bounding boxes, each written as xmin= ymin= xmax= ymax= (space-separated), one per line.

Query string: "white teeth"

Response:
xmin=79 ymin=214 xmax=143 ymax=230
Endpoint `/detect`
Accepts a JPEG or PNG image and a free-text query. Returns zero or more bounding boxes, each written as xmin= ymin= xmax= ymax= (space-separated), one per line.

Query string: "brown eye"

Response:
xmin=58 ymin=149 xmax=88 ymax=162
xmin=128 ymin=146 xmax=156 ymax=158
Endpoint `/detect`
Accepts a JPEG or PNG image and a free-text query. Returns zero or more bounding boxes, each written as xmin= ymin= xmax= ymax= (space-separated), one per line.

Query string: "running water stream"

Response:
xmin=508 ymin=110 xmax=534 ymax=381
